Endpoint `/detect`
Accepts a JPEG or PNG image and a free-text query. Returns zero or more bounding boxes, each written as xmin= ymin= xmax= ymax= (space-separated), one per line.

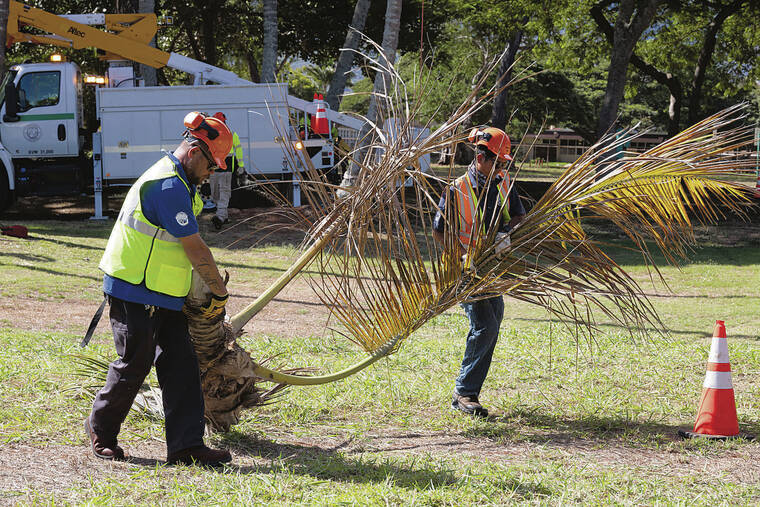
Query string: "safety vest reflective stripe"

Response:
xmin=703 ymin=371 xmax=733 ymax=389
xmin=454 ymin=170 xmax=511 ymax=247
xmin=120 ymin=212 xmax=179 ymax=243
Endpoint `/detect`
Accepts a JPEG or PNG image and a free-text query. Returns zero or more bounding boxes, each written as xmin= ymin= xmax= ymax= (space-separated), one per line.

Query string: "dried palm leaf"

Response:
xmin=309 ymin=104 xmax=755 ymax=359
xmin=238 ymin=90 xmax=753 ymax=379
xmin=184 ymin=44 xmax=753 ymax=430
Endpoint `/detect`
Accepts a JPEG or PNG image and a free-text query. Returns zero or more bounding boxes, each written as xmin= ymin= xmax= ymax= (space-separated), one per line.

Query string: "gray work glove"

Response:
xmin=461 ymin=253 xmax=479 ymax=278
xmin=494 ymin=232 xmax=511 ymax=257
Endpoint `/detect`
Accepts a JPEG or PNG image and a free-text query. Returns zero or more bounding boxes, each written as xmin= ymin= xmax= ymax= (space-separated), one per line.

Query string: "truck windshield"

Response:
xmin=17 ymin=71 xmax=61 ymax=111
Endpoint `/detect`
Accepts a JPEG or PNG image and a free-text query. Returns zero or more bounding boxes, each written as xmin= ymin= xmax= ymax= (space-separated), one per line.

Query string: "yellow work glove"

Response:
xmin=201 ymin=293 xmax=229 ymax=319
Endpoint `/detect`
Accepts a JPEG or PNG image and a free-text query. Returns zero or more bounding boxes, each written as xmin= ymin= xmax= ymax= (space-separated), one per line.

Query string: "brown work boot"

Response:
xmin=167 ymin=445 xmax=232 ymax=467
xmin=84 ymin=417 xmax=126 ymax=461
xmin=451 ymin=391 xmax=489 ymax=418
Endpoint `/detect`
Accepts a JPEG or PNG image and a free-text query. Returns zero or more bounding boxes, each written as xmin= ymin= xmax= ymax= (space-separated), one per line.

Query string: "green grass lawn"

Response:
xmin=2 ymin=218 xmax=760 ymax=504
xmin=432 ymin=161 xmax=569 ymax=182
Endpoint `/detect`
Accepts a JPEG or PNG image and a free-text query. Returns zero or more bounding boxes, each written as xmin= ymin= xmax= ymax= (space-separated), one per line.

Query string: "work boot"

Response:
xmin=451 ymin=391 xmax=489 ymax=418
xmin=211 ymin=216 xmax=229 ymax=230
xmin=84 ymin=417 xmax=126 ymax=461
xmin=167 ymin=445 xmax=232 ymax=467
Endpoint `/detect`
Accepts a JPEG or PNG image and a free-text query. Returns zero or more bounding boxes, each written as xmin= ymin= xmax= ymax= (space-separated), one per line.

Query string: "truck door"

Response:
xmin=0 ymin=67 xmax=78 ymax=158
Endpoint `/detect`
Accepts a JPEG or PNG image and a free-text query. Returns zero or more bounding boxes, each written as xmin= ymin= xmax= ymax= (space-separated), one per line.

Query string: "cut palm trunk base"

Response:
xmin=183 ymin=273 xmax=298 ymax=432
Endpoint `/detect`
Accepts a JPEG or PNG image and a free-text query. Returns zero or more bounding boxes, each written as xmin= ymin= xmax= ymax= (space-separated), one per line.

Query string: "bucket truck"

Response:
xmin=0 ymin=1 xmax=366 ymax=214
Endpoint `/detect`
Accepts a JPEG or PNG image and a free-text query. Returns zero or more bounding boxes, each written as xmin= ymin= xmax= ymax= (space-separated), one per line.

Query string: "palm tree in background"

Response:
xmin=325 ymin=0 xmax=371 ymax=111
xmin=338 ymin=0 xmax=402 ymax=195
xmin=261 ymin=0 xmax=277 ymax=83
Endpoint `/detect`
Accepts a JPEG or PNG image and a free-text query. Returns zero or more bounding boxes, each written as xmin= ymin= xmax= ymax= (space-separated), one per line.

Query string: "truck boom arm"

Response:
xmin=6 ymin=1 xmax=250 ymax=85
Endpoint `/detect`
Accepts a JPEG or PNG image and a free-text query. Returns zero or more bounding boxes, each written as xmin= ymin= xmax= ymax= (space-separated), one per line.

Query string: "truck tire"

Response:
xmin=0 ymin=170 xmax=10 ymax=213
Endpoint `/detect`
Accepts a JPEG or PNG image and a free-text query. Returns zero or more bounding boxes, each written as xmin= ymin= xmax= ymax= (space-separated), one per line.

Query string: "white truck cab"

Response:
xmin=0 ymin=61 xmax=86 ymax=210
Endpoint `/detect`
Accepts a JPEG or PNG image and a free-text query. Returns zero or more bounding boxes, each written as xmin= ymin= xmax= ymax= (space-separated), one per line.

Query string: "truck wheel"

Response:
xmin=0 ymin=171 xmax=10 ymax=213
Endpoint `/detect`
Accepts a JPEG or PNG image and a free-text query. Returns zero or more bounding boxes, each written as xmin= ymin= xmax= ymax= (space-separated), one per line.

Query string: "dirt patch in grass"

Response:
xmin=3 ymin=428 xmax=760 ymax=501
xmin=5 ymin=291 xmax=329 ymax=342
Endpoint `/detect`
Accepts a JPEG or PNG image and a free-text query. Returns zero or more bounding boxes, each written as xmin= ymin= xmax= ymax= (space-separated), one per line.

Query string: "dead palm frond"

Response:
xmin=182 ymin=42 xmax=754 ymax=430
xmin=244 ymin=98 xmax=753 ymax=371
xmin=70 ymin=354 xmax=164 ymax=421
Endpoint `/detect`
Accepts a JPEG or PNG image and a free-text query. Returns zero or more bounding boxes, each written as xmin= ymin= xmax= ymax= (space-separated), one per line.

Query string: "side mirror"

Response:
xmin=3 ymin=81 xmax=19 ymax=122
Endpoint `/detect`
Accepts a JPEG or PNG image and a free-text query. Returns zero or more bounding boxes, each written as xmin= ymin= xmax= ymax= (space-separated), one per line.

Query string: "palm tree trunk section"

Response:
xmin=184 ymin=273 xmax=291 ymax=432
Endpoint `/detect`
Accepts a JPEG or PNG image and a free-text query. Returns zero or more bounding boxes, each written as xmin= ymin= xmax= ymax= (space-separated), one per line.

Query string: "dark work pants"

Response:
xmin=455 ymin=295 xmax=504 ymax=397
xmin=89 ymin=296 xmax=205 ymax=455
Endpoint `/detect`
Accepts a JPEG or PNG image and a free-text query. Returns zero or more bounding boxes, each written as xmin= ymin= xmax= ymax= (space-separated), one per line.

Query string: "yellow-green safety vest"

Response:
xmin=99 ymin=156 xmax=203 ymax=297
xmin=453 ymin=170 xmax=511 ymax=248
xmin=223 ymin=131 xmax=244 ymax=172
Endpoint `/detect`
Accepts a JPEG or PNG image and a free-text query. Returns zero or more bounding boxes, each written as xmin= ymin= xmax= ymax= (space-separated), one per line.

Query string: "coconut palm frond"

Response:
xmin=69 ymin=353 xmax=164 ymax=420
xmin=308 ymin=104 xmax=754 ymax=358
xmin=239 ymin=37 xmax=753 ymax=364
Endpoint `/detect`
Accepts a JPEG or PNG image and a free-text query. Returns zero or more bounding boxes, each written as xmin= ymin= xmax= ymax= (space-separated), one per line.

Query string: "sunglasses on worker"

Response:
xmin=194 ymin=142 xmax=218 ymax=171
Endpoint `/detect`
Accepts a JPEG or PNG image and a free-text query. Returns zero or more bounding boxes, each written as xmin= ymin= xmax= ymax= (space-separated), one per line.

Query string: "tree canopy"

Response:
xmin=0 ymin=0 xmax=756 ymax=138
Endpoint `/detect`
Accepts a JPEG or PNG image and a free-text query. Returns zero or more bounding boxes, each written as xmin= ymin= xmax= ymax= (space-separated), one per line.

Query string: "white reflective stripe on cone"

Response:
xmin=703 ymin=371 xmax=734 ymax=389
xmin=708 ymin=337 xmax=730 ymax=364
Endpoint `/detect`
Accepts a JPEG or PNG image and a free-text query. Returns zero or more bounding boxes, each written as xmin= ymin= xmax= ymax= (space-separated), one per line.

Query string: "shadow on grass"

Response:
xmin=466 ymin=409 xmax=760 ymax=447
xmin=210 ymin=432 xmax=547 ymax=497
xmin=219 ymin=432 xmax=459 ymax=489
xmin=0 ymin=258 xmax=101 ymax=282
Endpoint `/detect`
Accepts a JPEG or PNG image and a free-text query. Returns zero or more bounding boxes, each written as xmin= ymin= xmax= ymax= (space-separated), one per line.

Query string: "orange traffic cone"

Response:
xmin=314 ymin=94 xmax=329 ymax=135
xmin=679 ymin=320 xmax=749 ymax=440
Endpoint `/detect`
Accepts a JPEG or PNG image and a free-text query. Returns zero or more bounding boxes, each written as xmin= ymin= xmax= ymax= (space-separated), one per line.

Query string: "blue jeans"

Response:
xmin=455 ymin=295 xmax=504 ymax=397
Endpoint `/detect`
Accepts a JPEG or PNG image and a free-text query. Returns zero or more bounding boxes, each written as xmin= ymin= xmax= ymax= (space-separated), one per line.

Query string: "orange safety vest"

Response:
xmin=453 ymin=170 xmax=511 ymax=248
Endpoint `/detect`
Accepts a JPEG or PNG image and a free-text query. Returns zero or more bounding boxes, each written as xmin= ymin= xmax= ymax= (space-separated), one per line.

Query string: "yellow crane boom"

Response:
xmin=6 ymin=1 xmax=249 ymax=84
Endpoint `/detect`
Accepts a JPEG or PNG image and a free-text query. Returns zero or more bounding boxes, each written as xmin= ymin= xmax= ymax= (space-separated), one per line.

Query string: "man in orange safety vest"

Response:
xmin=432 ymin=126 xmax=525 ymax=417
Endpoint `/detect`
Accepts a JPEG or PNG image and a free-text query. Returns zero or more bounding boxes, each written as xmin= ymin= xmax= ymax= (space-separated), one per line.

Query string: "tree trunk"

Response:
xmin=0 ymin=0 xmax=9 ymax=75
xmin=325 ymin=0 xmax=371 ymax=111
xmin=595 ymin=0 xmax=660 ymax=139
xmin=246 ymin=50 xmax=261 ymax=83
xmin=201 ymin=5 xmax=218 ymax=67
xmin=338 ymin=0 xmax=402 ymax=195
xmin=687 ymin=1 xmax=742 ymax=124
xmin=261 ymin=0 xmax=278 ymax=83
xmin=590 ymin=2 xmax=680 ymax=136
xmin=138 ymin=0 xmax=157 ymax=86
xmin=490 ymin=27 xmax=524 ymax=131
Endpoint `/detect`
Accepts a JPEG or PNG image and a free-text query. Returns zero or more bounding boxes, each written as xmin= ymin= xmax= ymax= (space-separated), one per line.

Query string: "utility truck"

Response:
xmin=0 ymin=1 xmax=365 ymax=215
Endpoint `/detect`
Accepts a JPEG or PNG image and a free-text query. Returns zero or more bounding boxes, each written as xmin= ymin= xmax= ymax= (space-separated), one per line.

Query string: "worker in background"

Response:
xmin=210 ymin=111 xmax=245 ymax=230
xmin=326 ymin=135 xmax=351 ymax=185
xmin=85 ymin=112 xmax=233 ymax=467
xmin=432 ymin=127 xmax=525 ymax=418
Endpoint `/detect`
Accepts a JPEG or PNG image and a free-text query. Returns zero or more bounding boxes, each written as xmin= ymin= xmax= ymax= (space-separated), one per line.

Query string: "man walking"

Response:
xmin=210 ymin=111 xmax=245 ymax=229
xmin=85 ymin=112 xmax=234 ymax=466
xmin=432 ymin=127 xmax=525 ymax=417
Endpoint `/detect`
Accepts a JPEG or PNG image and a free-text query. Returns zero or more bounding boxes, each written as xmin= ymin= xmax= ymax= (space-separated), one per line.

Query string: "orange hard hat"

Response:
xmin=468 ymin=127 xmax=512 ymax=162
xmin=183 ymin=111 xmax=233 ymax=169
xmin=212 ymin=111 xmax=226 ymax=123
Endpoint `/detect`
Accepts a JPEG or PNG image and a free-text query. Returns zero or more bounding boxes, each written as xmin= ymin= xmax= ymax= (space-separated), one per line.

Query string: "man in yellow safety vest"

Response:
xmin=432 ymin=126 xmax=525 ymax=417
xmin=210 ymin=111 xmax=245 ymax=229
xmin=85 ymin=112 xmax=234 ymax=466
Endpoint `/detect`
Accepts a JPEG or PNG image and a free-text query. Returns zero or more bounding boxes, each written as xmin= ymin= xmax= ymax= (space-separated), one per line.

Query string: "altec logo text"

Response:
xmin=67 ymin=26 xmax=85 ymax=37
